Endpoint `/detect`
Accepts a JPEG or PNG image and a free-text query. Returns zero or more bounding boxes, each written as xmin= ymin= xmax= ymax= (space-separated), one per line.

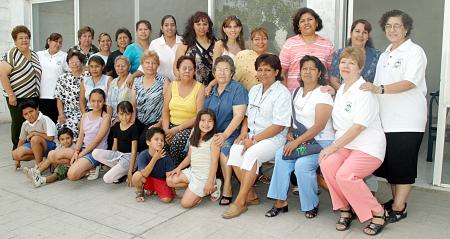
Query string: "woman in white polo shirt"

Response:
xmin=37 ymin=33 xmax=68 ymax=123
xmin=319 ymin=47 xmax=387 ymax=236
xmin=360 ymin=10 xmax=427 ymax=224
xmin=222 ymin=54 xmax=291 ymax=219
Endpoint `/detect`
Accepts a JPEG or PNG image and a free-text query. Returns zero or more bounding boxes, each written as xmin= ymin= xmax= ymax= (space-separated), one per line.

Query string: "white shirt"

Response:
xmin=91 ymin=52 xmax=109 ymax=65
xmin=333 ymin=77 xmax=386 ymax=161
xmin=247 ymin=81 xmax=292 ymax=146
xmin=374 ymin=39 xmax=427 ymax=132
xmin=37 ymin=50 xmax=68 ymax=99
xmin=293 ymin=87 xmax=334 ymax=141
xmin=137 ymin=35 xmax=182 ymax=81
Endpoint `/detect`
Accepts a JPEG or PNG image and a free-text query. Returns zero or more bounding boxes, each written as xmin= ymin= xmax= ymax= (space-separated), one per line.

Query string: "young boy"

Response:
xmin=12 ymin=100 xmax=57 ymax=169
xmin=132 ymin=128 xmax=175 ymax=203
xmin=24 ymin=127 xmax=75 ymax=187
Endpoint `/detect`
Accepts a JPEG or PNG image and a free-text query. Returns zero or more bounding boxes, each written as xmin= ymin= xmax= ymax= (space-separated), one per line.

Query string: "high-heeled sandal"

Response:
xmin=336 ymin=209 xmax=355 ymax=231
xmin=363 ymin=213 xmax=386 ymax=236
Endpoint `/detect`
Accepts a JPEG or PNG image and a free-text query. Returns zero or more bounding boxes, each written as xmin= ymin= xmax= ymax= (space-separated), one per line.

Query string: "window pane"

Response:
xmin=32 ymin=0 xmax=74 ymax=51
xmin=139 ymin=0 xmax=208 ymax=41
xmin=79 ymin=0 xmax=135 ymax=51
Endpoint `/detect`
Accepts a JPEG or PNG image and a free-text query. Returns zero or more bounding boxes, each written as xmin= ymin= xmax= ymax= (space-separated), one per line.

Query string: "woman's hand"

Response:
xmin=8 ymin=94 xmax=17 ymax=106
xmin=320 ymin=85 xmax=336 ymax=96
xmin=287 ymin=132 xmax=295 ymax=142
xmin=241 ymin=138 xmax=254 ymax=155
xmin=204 ymin=85 xmax=213 ymax=96
xmin=319 ymin=144 xmax=338 ymax=163
xmin=233 ymin=133 xmax=248 ymax=144
xmin=167 ymin=167 xmax=181 ymax=177
xmin=213 ymin=133 xmax=227 ymax=147
xmin=360 ymin=82 xmax=381 ymax=93
xmin=70 ymin=151 xmax=79 ymax=165
xmin=165 ymin=127 xmax=179 ymax=143
xmin=126 ymin=75 xmax=134 ymax=89
xmin=283 ymin=140 xmax=300 ymax=157
xmin=203 ymin=180 xmax=215 ymax=195
xmin=58 ymin=114 xmax=66 ymax=124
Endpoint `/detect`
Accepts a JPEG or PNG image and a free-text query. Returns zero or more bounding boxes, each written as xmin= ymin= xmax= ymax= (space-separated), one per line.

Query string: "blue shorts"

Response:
xmin=220 ymin=137 xmax=235 ymax=157
xmin=79 ymin=147 xmax=100 ymax=167
xmin=22 ymin=140 xmax=57 ymax=157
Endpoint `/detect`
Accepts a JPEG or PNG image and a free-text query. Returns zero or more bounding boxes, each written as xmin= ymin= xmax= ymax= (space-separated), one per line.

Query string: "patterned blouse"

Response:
xmin=185 ymin=40 xmax=214 ymax=86
xmin=134 ymin=74 xmax=166 ymax=125
xmin=330 ymin=47 xmax=382 ymax=83
xmin=106 ymin=76 xmax=133 ymax=120
xmin=2 ymin=47 xmax=42 ymax=98
xmin=234 ymin=49 xmax=260 ymax=91
xmin=67 ymin=44 xmax=99 ymax=65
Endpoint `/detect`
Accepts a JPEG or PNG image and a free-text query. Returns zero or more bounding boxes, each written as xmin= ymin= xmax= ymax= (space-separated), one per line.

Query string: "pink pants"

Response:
xmin=320 ymin=148 xmax=383 ymax=223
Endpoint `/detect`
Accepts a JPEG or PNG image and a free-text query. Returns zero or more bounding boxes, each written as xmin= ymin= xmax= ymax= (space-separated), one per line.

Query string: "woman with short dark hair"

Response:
xmin=124 ymin=20 xmax=152 ymax=73
xmin=105 ymin=28 xmax=132 ymax=78
xmin=67 ymin=26 xmax=99 ymax=64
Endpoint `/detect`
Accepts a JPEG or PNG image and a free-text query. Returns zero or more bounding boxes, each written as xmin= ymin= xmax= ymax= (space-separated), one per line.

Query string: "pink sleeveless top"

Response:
xmin=82 ymin=112 xmax=108 ymax=150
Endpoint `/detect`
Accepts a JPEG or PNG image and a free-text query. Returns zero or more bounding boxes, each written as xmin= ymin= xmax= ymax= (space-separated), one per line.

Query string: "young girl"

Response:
xmin=92 ymin=101 xmax=139 ymax=184
xmin=166 ymin=109 xmax=222 ymax=208
xmin=67 ymin=88 xmax=111 ymax=181
xmin=132 ymin=127 xmax=175 ymax=203
xmin=24 ymin=127 xmax=75 ymax=187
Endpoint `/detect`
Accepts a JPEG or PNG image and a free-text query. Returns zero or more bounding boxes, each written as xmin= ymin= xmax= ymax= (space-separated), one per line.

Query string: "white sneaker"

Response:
xmin=87 ymin=166 xmax=100 ymax=180
xmin=31 ymin=169 xmax=44 ymax=187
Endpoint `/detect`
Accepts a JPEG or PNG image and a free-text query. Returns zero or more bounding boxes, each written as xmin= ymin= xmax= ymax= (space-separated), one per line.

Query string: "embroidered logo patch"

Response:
xmin=394 ymin=58 xmax=403 ymax=68
xmin=344 ymin=101 xmax=352 ymax=112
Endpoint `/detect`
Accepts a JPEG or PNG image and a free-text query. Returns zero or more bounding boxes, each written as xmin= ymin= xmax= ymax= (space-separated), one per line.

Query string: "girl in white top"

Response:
xmin=80 ymin=56 xmax=111 ymax=113
xmin=37 ymin=33 xmax=68 ymax=123
xmin=166 ymin=109 xmax=221 ymax=208
xmin=319 ymin=47 xmax=387 ymax=236
xmin=91 ymin=33 xmax=112 ymax=65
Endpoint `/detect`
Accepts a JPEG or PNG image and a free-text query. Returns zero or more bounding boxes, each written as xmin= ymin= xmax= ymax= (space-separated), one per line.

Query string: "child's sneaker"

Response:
xmin=87 ymin=166 xmax=100 ymax=180
xmin=31 ymin=169 xmax=45 ymax=187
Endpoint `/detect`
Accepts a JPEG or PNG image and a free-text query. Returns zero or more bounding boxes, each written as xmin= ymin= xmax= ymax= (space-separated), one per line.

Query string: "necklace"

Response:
xmin=298 ymin=86 xmax=318 ymax=111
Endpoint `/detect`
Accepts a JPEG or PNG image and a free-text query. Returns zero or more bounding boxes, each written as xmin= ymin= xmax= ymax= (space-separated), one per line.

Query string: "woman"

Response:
xmin=67 ymin=26 xmax=99 ymax=64
xmin=280 ymin=7 xmax=334 ymax=92
xmin=222 ymin=54 xmax=291 ymax=219
xmin=105 ymin=28 xmax=132 ymax=78
xmin=163 ymin=56 xmax=205 ymax=165
xmin=134 ymin=50 xmax=169 ymax=151
xmin=266 ymin=55 xmax=334 ymax=219
xmin=124 ymin=20 xmax=151 ymax=73
xmin=233 ymin=27 xmax=269 ymax=91
xmin=79 ymin=56 xmax=111 ymax=113
xmin=0 ymin=25 xmax=42 ymax=150
xmin=330 ymin=19 xmax=381 ymax=89
xmin=175 ymin=11 xmax=216 ymax=87
xmin=361 ymin=10 xmax=427 ymax=224
xmin=319 ymin=47 xmax=386 ymax=236
xmin=106 ymin=56 xmax=135 ymax=124
xmin=213 ymin=15 xmax=245 ymax=61
xmin=37 ymin=33 xmax=68 ymax=123
xmin=55 ymin=50 xmax=87 ymax=139
xmin=92 ymin=32 xmax=112 ymax=65
xmin=203 ymin=55 xmax=248 ymax=205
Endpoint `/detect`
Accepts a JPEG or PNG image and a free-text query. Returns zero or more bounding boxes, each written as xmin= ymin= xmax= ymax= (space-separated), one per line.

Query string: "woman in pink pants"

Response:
xmin=319 ymin=47 xmax=387 ymax=236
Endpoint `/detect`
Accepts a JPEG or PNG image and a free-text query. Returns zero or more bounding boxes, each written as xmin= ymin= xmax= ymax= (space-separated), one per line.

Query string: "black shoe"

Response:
xmin=363 ymin=213 xmax=386 ymax=236
xmin=113 ymin=175 xmax=127 ymax=184
xmin=383 ymin=199 xmax=394 ymax=211
xmin=265 ymin=205 xmax=288 ymax=217
xmin=336 ymin=209 xmax=355 ymax=231
xmin=386 ymin=203 xmax=407 ymax=223
xmin=305 ymin=206 xmax=319 ymax=219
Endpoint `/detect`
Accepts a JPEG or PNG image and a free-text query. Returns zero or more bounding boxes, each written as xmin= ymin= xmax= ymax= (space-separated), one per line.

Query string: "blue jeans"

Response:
xmin=267 ymin=140 xmax=332 ymax=211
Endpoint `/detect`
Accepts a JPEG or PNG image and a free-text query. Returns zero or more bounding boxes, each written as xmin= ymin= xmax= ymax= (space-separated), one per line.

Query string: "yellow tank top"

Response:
xmin=169 ymin=81 xmax=202 ymax=125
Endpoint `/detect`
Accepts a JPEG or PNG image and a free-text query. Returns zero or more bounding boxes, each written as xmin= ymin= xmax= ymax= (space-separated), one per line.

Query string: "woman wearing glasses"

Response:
xmin=360 ymin=9 xmax=427 ymax=224
xmin=222 ymin=54 xmax=291 ymax=219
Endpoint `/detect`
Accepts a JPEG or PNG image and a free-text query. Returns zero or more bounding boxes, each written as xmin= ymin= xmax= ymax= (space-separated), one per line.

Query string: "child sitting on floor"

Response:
xmin=132 ymin=128 xmax=175 ymax=203
xmin=12 ymin=100 xmax=57 ymax=170
xmin=24 ymin=127 xmax=75 ymax=187
xmin=166 ymin=109 xmax=222 ymax=208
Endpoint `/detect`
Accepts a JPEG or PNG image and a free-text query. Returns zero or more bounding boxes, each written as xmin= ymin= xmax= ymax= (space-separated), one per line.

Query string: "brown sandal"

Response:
xmin=135 ymin=190 xmax=145 ymax=202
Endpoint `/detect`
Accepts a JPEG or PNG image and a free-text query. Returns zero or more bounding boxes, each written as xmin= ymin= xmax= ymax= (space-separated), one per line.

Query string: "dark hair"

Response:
xmin=45 ymin=33 xmax=62 ymax=49
xmin=66 ymin=49 xmax=86 ymax=65
xmin=221 ymin=15 xmax=245 ymax=51
xmin=347 ymin=19 xmax=374 ymax=48
xmin=117 ymin=101 xmax=133 ymax=114
xmin=159 ymin=15 xmax=178 ymax=37
xmin=213 ymin=55 xmax=236 ymax=76
xmin=57 ymin=127 xmax=74 ymax=140
xmin=136 ymin=20 xmax=152 ymax=32
xmin=88 ymin=55 xmax=105 ymax=67
xmin=77 ymin=26 xmax=95 ymax=40
xmin=11 ymin=25 xmax=31 ymax=41
xmin=379 ymin=9 xmax=413 ymax=38
xmin=115 ymin=27 xmax=132 ymax=42
xmin=176 ymin=55 xmax=196 ymax=71
xmin=189 ymin=109 xmax=216 ymax=147
xmin=299 ymin=55 xmax=327 ymax=87
xmin=182 ymin=11 xmax=216 ymax=46
xmin=19 ymin=99 xmax=38 ymax=112
xmin=292 ymin=7 xmax=323 ymax=35
xmin=145 ymin=127 xmax=165 ymax=141
xmin=254 ymin=53 xmax=282 ymax=81
xmin=89 ymin=88 xmax=107 ymax=113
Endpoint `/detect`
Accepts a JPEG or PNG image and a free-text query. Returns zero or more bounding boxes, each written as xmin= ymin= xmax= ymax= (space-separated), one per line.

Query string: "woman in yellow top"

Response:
xmin=162 ymin=56 xmax=205 ymax=165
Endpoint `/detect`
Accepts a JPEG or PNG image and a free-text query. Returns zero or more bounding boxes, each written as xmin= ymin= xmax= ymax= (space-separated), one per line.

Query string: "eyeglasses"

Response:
xmin=384 ymin=24 xmax=403 ymax=31
xmin=215 ymin=68 xmax=231 ymax=73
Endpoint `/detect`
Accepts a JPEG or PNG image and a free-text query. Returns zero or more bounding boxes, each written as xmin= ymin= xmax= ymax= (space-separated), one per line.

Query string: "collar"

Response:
xmin=212 ymin=80 xmax=235 ymax=96
xmin=385 ymin=39 xmax=412 ymax=53
xmin=26 ymin=112 xmax=43 ymax=127
xmin=341 ymin=77 xmax=364 ymax=95
xmin=155 ymin=35 xmax=182 ymax=46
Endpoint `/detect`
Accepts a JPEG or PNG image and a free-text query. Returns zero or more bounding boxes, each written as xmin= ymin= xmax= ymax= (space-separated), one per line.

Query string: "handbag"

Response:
xmin=282 ymin=87 xmax=323 ymax=160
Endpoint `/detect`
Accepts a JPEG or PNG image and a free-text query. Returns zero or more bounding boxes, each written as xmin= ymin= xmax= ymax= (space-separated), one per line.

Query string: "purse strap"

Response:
xmin=291 ymin=87 xmax=308 ymax=132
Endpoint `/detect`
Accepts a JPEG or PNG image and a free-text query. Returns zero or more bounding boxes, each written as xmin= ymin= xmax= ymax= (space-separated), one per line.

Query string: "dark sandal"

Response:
xmin=386 ymin=203 xmax=407 ymax=223
xmin=305 ymin=206 xmax=319 ymax=219
xmin=265 ymin=205 xmax=288 ymax=217
xmin=383 ymin=199 xmax=394 ymax=211
xmin=364 ymin=214 xmax=386 ymax=236
xmin=219 ymin=196 xmax=232 ymax=206
xmin=336 ymin=209 xmax=355 ymax=231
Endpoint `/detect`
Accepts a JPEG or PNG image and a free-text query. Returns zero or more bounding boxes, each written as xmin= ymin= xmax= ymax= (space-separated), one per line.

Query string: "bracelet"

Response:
xmin=251 ymin=136 xmax=257 ymax=145
xmin=332 ymin=141 xmax=339 ymax=149
xmin=380 ymin=85 xmax=385 ymax=94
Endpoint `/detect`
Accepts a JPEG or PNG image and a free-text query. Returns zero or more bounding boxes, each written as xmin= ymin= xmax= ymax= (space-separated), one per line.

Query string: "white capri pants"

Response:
xmin=227 ymin=139 xmax=279 ymax=174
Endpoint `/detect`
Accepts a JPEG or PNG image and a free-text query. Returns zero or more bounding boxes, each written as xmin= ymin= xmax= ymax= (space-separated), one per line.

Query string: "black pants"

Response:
xmin=6 ymin=97 xmax=39 ymax=150
xmin=39 ymin=98 xmax=58 ymax=123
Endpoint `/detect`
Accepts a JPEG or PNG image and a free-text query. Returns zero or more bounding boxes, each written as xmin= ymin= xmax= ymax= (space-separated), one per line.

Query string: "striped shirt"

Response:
xmin=2 ymin=47 xmax=42 ymax=98
xmin=190 ymin=139 xmax=212 ymax=180
xmin=279 ymin=35 xmax=334 ymax=92
xmin=134 ymin=74 xmax=165 ymax=125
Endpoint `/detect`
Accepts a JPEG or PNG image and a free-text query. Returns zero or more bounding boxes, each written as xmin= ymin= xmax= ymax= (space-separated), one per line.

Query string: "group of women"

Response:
xmin=0 ymin=7 xmax=427 ymax=236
